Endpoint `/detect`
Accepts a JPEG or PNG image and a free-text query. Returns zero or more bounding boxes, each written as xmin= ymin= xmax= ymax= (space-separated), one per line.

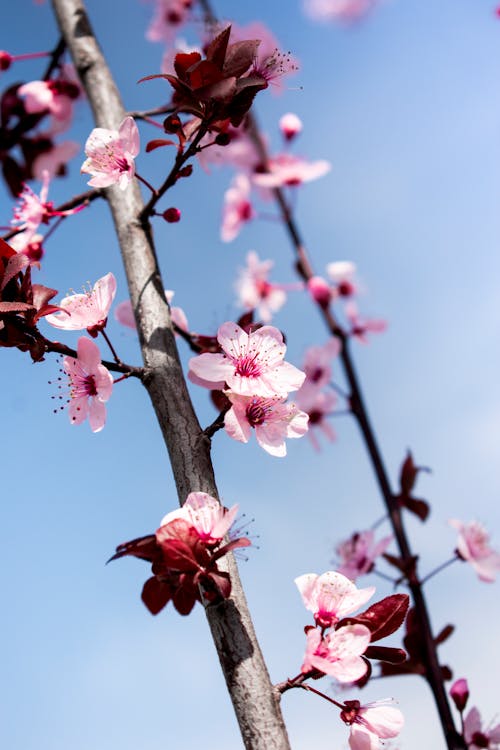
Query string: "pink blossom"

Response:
xmin=298 ymin=338 xmax=341 ymax=391
xmin=63 ymin=337 xmax=113 ymax=432
xmin=146 ymin=0 xmax=193 ymax=43
xmin=335 ymin=530 xmax=393 ymax=580
xmin=303 ymin=0 xmax=378 ymax=24
xmin=307 ymin=275 xmax=332 ymax=307
xmin=464 ymin=707 xmax=500 ymax=750
xmin=159 ymin=491 xmax=238 ymax=545
xmin=345 ymin=301 xmax=387 ymax=343
xmin=11 ymin=170 xmax=50 ymax=236
xmin=295 ymin=389 xmax=337 ymax=451
xmin=224 ymin=392 xmax=308 ymax=457
xmin=8 ymin=231 xmax=44 ymax=265
xmin=450 ymin=678 xmax=469 ymax=712
xmin=449 ymin=519 xmax=500 ymax=582
xmin=228 ymin=22 xmax=299 ymax=94
xmin=295 ymin=570 xmax=375 ymax=628
xmin=44 ymin=272 xmax=117 ymax=336
xmin=327 ymin=260 xmax=358 ymax=298
xmin=32 ymin=140 xmax=80 ymax=180
xmin=196 ymin=123 xmax=261 ymax=173
xmin=188 ymin=322 xmax=305 ymax=397
xmin=18 ymin=76 xmax=78 ymax=133
xmin=340 ymin=700 xmax=404 ymax=750
xmin=301 ymin=625 xmax=370 ymax=682
xmin=235 ymin=251 xmax=287 ymax=323
xmin=114 ymin=289 xmax=188 ymax=334
xmin=279 ymin=112 xmax=303 ymax=141
xmin=221 ymin=174 xmax=255 ymax=242
xmin=81 ymin=116 xmax=140 ymax=190
xmin=252 ymin=153 xmax=331 ymax=188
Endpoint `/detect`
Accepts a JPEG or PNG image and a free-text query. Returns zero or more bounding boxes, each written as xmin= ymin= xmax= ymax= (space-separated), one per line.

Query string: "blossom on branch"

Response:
xmin=146 ymin=0 xmax=193 ymax=42
xmin=295 ymin=570 xmax=375 ymax=628
xmin=110 ymin=492 xmax=250 ymax=616
xmin=235 ymin=251 xmax=287 ymax=323
xmin=188 ymin=321 xmax=305 ymax=397
xmin=449 ymin=519 xmax=500 ymax=582
xmin=463 ymin=707 xmax=500 ymax=750
xmin=335 ymin=529 xmax=393 ymax=580
xmin=45 ymin=272 xmax=117 ymax=337
xmin=114 ymin=289 xmax=188 ymax=334
xmin=340 ymin=699 xmax=404 ymax=750
xmin=81 ymin=116 xmax=140 ymax=190
xmin=224 ymin=392 xmax=309 ymax=457
xmin=303 ymin=0 xmax=378 ymax=24
xmin=63 ymin=336 xmax=113 ymax=432
xmin=301 ymin=624 xmax=371 ymax=682
xmin=221 ymin=173 xmax=255 ymax=242
xmin=252 ymin=153 xmax=331 ymax=188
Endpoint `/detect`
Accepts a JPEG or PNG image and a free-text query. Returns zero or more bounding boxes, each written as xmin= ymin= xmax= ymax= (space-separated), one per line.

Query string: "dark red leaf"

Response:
xmin=141 ymin=576 xmax=172 ymax=615
xmin=173 ymin=51 xmax=202 ymax=79
xmin=340 ymin=594 xmax=410 ymax=642
xmin=434 ymin=624 xmax=455 ymax=646
xmin=364 ymin=645 xmax=407 ymax=664
xmin=1 ymin=252 xmax=29 ymax=291
xmin=107 ymin=533 xmax=158 ymax=563
xmin=145 ymin=138 xmax=177 ymax=153
xmin=172 ymin=579 xmax=198 ymax=615
xmin=402 ymin=496 xmax=430 ymax=522
xmin=205 ymin=26 xmax=231 ymax=69
xmin=0 ymin=301 xmax=34 ymax=313
xmin=223 ymin=39 xmax=260 ymax=78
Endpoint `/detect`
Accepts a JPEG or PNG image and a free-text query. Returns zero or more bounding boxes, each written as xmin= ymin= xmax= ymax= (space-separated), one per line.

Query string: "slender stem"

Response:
xmin=100 ymin=328 xmax=123 ymax=365
xmin=140 ymin=124 xmax=208 ymax=220
xmin=44 ymin=338 xmax=142 ymax=377
xmin=42 ymin=37 xmax=66 ymax=80
xmin=298 ymin=682 xmax=345 ymax=710
xmin=135 ymin=172 xmax=158 ymax=196
xmin=50 ymin=2 xmax=291 ymax=748
xmin=12 ymin=51 xmax=51 ymax=62
xmin=41 ymin=215 xmax=64 ymax=243
xmin=420 ymin=556 xmax=459 ymax=586
xmin=204 ymin=407 xmax=230 ymax=439
xmin=127 ymin=104 xmax=175 ymax=120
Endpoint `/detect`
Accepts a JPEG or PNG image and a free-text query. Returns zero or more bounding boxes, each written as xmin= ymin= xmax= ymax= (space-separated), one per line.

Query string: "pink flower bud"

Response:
xmin=163 ymin=207 xmax=181 ymax=223
xmin=450 ymin=678 xmax=469 ymax=712
xmin=307 ymin=276 xmax=331 ymax=308
xmin=279 ymin=112 xmax=303 ymax=141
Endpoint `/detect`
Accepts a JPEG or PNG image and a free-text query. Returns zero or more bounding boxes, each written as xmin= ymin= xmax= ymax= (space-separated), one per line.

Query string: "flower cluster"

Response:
xmin=110 ymin=492 xmax=250 ymax=615
xmin=188 ymin=321 xmax=308 ymax=456
xmin=450 ymin=678 xmax=500 ymax=750
xmin=234 ymin=250 xmax=299 ymax=324
xmin=295 ymin=570 xmax=408 ymax=746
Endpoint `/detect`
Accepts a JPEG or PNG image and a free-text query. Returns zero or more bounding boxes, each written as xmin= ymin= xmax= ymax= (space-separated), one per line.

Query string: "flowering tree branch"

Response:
xmin=49 ymin=0 xmax=291 ymax=747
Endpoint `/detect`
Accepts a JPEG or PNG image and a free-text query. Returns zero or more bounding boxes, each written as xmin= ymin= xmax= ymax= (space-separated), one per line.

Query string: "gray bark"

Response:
xmin=49 ymin=1 xmax=291 ymax=747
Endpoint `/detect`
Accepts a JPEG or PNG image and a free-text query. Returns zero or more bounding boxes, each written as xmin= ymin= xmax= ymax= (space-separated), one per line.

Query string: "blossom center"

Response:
xmin=246 ymin=399 xmax=272 ymax=426
xmin=234 ymin=354 xmax=262 ymax=378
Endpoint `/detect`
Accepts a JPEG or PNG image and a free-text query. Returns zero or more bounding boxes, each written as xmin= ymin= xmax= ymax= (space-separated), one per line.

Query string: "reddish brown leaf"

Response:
xmin=145 ymin=138 xmax=177 ymax=153
xmin=341 ymin=594 xmax=410 ymax=642
xmin=205 ymin=25 xmax=231 ymax=69
xmin=223 ymin=39 xmax=260 ymax=78
xmin=141 ymin=576 xmax=172 ymax=615
xmin=364 ymin=645 xmax=407 ymax=663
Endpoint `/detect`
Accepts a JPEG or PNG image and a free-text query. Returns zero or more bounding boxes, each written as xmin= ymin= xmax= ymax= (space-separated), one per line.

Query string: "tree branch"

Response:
xmin=49 ymin=1 xmax=290 ymax=748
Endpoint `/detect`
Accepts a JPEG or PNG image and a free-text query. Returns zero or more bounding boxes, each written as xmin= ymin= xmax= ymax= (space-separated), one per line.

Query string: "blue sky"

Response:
xmin=2 ymin=1 xmax=500 ymax=749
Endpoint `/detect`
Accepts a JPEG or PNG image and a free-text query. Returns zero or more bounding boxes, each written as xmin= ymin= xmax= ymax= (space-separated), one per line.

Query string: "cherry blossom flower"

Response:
xmin=45 ymin=272 xmax=117 ymax=336
xmin=81 ymin=116 xmax=140 ymax=190
xmin=449 ymin=519 xmax=500 ymax=582
xmin=188 ymin=322 xmax=305 ymax=397
xmin=224 ymin=392 xmax=308 ymax=457
xmin=279 ymin=112 xmax=303 ymax=141
xmin=450 ymin=678 xmax=469 ymax=712
xmin=159 ymin=492 xmax=238 ymax=545
xmin=32 ymin=140 xmax=80 ymax=180
xmin=303 ymin=0 xmax=378 ymax=24
xmin=298 ymin=338 xmax=341 ymax=391
xmin=340 ymin=699 xmax=405 ymax=750
xmin=252 ymin=153 xmax=331 ymax=188
xmin=463 ymin=707 xmax=500 ymax=750
xmin=221 ymin=174 xmax=255 ymax=242
xmin=295 ymin=570 xmax=375 ymax=628
xmin=235 ymin=251 xmax=287 ymax=323
xmin=146 ymin=0 xmax=193 ymax=43
xmin=114 ymin=289 xmax=188 ymax=334
xmin=345 ymin=301 xmax=387 ymax=343
xmin=196 ymin=123 xmax=261 ymax=173
xmin=295 ymin=389 xmax=337 ymax=451
xmin=18 ymin=74 xmax=80 ymax=134
xmin=301 ymin=624 xmax=371 ymax=682
xmin=335 ymin=530 xmax=393 ymax=580
xmin=228 ymin=21 xmax=299 ymax=94
xmin=327 ymin=260 xmax=358 ymax=298
xmin=8 ymin=231 xmax=45 ymax=265
xmin=63 ymin=336 xmax=113 ymax=432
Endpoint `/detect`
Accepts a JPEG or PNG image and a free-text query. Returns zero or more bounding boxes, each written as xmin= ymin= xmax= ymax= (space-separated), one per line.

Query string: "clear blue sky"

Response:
xmin=1 ymin=1 xmax=500 ymax=749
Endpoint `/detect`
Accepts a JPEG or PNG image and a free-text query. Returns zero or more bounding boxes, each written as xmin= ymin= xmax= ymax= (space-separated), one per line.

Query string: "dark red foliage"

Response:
xmin=380 ymin=608 xmax=454 ymax=680
xmin=109 ymin=516 xmax=247 ymax=617
xmin=140 ymin=26 xmax=268 ymax=127
xmin=337 ymin=594 xmax=410 ymax=643
xmin=395 ymin=451 xmax=431 ymax=521
xmin=0 ymin=237 xmax=61 ymax=361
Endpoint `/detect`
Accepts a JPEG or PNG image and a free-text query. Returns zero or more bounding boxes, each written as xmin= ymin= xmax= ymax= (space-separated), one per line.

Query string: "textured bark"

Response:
xmin=49 ymin=1 xmax=291 ymax=747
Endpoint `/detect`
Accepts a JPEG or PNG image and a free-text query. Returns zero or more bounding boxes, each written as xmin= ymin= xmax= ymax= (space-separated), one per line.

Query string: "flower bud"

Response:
xmin=279 ymin=112 xmax=302 ymax=141
xmin=450 ymin=678 xmax=469 ymax=712
xmin=0 ymin=51 xmax=12 ymax=71
xmin=307 ymin=276 xmax=331 ymax=308
xmin=163 ymin=207 xmax=181 ymax=223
